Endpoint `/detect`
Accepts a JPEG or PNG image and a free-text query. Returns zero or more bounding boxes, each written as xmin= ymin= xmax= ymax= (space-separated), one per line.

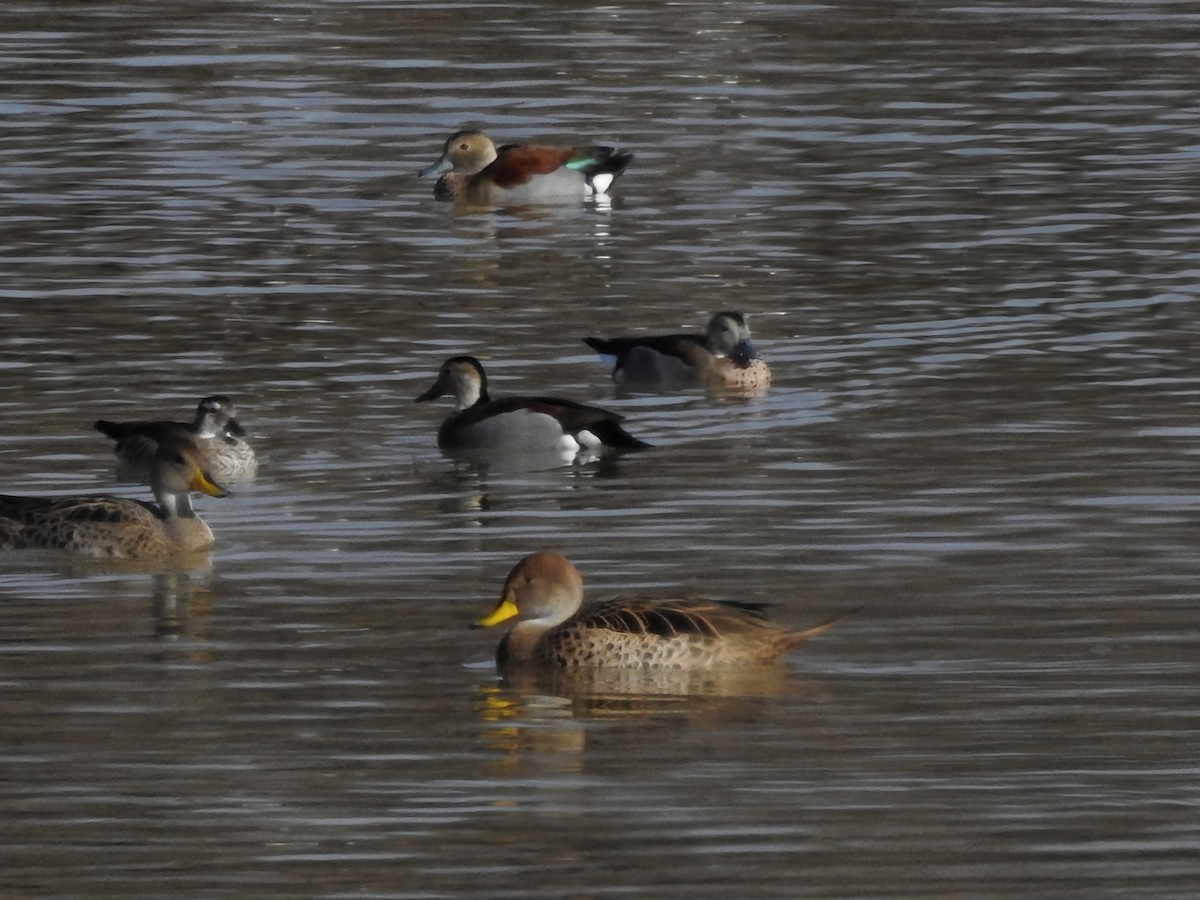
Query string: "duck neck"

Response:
xmin=154 ymin=487 xmax=196 ymax=520
xmin=457 ymin=377 xmax=488 ymax=410
xmin=502 ymin=620 xmax=552 ymax=665
xmin=194 ymin=420 xmax=219 ymax=439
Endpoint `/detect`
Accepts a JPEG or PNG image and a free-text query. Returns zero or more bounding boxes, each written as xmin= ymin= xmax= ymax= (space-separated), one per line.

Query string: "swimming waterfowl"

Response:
xmin=0 ymin=437 xmax=228 ymax=559
xmin=419 ymin=130 xmax=633 ymax=205
xmin=415 ymin=356 xmax=649 ymax=455
xmin=584 ymin=311 xmax=772 ymax=388
xmin=95 ymin=394 xmax=257 ymax=482
xmin=474 ymin=551 xmax=847 ymax=670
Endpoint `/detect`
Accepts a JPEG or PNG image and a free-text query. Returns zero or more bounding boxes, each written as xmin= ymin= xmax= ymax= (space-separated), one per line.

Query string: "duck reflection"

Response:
xmin=476 ymin=682 xmax=586 ymax=776
xmin=499 ymin=662 xmax=794 ymax=709
xmin=151 ymin=568 xmax=212 ymax=640
xmin=472 ymin=665 xmax=823 ymax=775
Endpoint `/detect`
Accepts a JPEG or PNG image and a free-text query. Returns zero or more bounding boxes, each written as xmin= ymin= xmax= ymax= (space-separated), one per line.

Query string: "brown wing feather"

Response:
xmin=0 ymin=495 xmax=161 ymax=551
xmin=1 ymin=495 xmax=158 ymax=526
xmin=573 ymin=596 xmax=775 ymax=639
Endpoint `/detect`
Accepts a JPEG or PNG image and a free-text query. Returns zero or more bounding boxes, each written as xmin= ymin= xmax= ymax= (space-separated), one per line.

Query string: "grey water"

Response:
xmin=2 ymin=1 xmax=1199 ymax=897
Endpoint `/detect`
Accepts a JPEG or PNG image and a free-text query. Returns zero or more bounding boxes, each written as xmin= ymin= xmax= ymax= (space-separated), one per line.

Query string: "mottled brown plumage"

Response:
xmin=474 ymin=551 xmax=848 ymax=670
xmin=0 ymin=438 xmax=228 ymax=559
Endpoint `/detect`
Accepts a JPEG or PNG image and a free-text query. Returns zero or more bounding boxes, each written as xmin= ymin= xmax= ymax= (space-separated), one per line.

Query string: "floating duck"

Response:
xmin=584 ymin=311 xmax=771 ymax=388
xmin=474 ymin=551 xmax=848 ymax=670
xmin=420 ymin=130 xmax=633 ymax=204
xmin=415 ymin=356 xmax=650 ymax=456
xmin=1 ymin=437 xmax=228 ymax=559
xmin=95 ymin=394 xmax=257 ymax=482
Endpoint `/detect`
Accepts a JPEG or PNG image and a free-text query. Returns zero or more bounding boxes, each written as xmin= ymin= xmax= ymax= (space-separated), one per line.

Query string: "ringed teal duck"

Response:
xmin=474 ymin=551 xmax=848 ymax=670
xmin=0 ymin=437 xmax=228 ymax=559
xmin=584 ymin=311 xmax=772 ymax=388
xmin=415 ymin=356 xmax=650 ymax=455
xmin=419 ymin=130 xmax=633 ymax=205
xmin=95 ymin=394 xmax=257 ymax=482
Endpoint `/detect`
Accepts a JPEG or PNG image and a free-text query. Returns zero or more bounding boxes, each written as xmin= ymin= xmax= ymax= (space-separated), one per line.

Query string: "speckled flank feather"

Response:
xmin=714 ymin=357 xmax=772 ymax=389
xmin=478 ymin=551 xmax=849 ymax=671
xmin=526 ymin=596 xmax=823 ymax=668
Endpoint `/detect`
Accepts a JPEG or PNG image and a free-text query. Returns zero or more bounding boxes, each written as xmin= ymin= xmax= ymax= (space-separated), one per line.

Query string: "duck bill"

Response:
xmin=415 ymin=376 xmax=448 ymax=403
xmin=225 ymin=418 xmax=247 ymax=437
xmin=474 ymin=595 xmax=519 ymax=629
xmin=729 ymin=338 xmax=759 ymax=368
xmin=418 ymin=156 xmax=452 ymax=179
xmin=190 ymin=468 xmax=229 ymax=498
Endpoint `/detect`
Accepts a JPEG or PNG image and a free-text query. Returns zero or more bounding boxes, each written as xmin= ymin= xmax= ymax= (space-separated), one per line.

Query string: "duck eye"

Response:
xmin=458 ymin=142 xmax=470 ymax=150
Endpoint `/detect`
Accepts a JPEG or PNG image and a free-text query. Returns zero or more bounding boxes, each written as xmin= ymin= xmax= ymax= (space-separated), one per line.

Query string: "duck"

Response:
xmin=419 ymin=130 xmax=633 ymax=205
xmin=95 ymin=394 xmax=257 ymax=482
xmin=583 ymin=311 xmax=772 ymax=388
xmin=415 ymin=356 xmax=650 ymax=456
xmin=474 ymin=551 xmax=848 ymax=670
xmin=0 ymin=437 xmax=229 ymax=559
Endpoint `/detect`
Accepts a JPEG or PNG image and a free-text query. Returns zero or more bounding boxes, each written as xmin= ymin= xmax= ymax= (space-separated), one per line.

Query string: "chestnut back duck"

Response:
xmin=420 ymin=130 xmax=633 ymax=205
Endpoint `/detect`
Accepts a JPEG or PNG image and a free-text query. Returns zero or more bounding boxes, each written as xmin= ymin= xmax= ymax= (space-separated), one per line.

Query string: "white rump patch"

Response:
xmin=591 ymin=173 xmax=615 ymax=195
xmin=574 ymin=429 xmax=603 ymax=450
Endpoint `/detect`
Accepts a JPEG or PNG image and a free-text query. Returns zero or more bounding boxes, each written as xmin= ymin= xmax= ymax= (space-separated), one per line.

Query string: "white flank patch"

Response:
xmin=591 ymin=173 xmax=615 ymax=195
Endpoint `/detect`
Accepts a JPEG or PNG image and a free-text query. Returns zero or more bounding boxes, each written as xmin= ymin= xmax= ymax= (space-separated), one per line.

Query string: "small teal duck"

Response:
xmin=415 ymin=356 xmax=649 ymax=455
xmin=474 ymin=551 xmax=848 ymax=670
xmin=1 ymin=437 xmax=228 ymax=559
xmin=584 ymin=311 xmax=771 ymax=388
xmin=419 ymin=130 xmax=633 ymax=204
xmin=95 ymin=394 xmax=257 ymax=482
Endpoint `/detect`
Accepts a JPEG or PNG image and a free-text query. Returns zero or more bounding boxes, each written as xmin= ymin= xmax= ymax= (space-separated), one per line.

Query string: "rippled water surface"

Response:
xmin=3 ymin=1 xmax=1199 ymax=897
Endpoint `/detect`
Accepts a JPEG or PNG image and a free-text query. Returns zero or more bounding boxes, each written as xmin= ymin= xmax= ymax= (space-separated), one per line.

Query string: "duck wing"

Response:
xmin=572 ymin=595 xmax=776 ymax=639
xmin=457 ymin=397 xmax=650 ymax=449
xmin=583 ymin=334 xmax=704 ymax=365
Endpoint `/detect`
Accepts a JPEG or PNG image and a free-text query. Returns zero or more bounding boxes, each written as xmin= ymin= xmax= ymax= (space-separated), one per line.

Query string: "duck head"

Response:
xmin=415 ymin=356 xmax=489 ymax=410
xmin=474 ymin=551 xmax=584 ymax=630
xmin=419 ymin=130 xmax=499 ymax=178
